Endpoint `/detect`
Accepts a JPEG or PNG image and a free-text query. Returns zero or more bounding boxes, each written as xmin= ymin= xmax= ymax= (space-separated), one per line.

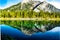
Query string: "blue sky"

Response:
xmin=0 ymin=0 xmax=22 ymax=9
xmin=0 ymin=0 xmax=60 ymax=9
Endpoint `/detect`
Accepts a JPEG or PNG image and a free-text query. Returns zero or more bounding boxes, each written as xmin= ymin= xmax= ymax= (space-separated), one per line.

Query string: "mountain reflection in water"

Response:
xmin=0 ymin=24 xmax=60 ymax=40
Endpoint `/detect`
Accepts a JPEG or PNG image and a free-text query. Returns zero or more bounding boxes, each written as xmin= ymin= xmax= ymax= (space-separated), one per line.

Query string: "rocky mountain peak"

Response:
xmin=3 ymin=0 xmax=60 ymax=13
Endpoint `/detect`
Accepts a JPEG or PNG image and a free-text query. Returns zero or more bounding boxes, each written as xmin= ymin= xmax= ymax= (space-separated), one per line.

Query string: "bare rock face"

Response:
xmin=21 ymin=0 xmax=60 ymax=12
xmin=3 ymin=0 xmax=60 ymax=12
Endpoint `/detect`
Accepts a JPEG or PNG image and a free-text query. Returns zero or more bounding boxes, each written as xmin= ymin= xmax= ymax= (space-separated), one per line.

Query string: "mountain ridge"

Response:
xmin=0 ymin=0 xmax=60 ymax=13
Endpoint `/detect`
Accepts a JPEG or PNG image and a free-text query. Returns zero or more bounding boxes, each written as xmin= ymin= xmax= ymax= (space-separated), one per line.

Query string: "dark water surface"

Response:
xmin=0 ymin=24 xmax=60 ymax=40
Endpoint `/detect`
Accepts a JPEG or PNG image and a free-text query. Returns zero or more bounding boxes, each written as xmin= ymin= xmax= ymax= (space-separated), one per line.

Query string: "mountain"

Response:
xmin=21 ymin=0 xmax=60 ymax=12
xmin=3 ymin=2 xmax=21 ymax=11
xmin=1 ymin=0 xmax=60 ymax=13
xmin=1 ymin=24 xmax=60 ymax=40
xmin=32 ymin=1 xmax=60 ymax=12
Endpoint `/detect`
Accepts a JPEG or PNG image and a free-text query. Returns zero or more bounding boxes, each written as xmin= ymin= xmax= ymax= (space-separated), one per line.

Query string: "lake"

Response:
xmin=0 ymin=24 xmax=60 ymax=40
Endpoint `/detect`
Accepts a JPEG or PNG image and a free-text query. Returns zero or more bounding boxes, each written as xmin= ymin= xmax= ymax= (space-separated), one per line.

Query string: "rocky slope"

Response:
xmin=1 ymin=0 xmax=60 ymax=13
xmin=21 ymin=0 xmax=60 ymax=12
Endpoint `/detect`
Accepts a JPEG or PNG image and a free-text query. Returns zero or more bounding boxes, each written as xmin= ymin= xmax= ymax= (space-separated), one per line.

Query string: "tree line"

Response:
xmin=0 ymin=10 xmax=60 ymax=18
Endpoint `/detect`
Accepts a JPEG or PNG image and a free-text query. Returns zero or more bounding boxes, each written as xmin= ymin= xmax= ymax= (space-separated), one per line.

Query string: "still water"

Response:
xmin=0 ymin=24 xmax=60 ymax=40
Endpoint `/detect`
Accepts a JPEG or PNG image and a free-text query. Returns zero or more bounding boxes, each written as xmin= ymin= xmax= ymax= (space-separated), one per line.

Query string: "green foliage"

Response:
xmin=0 ymin=10 xmax=60 ymax=18
xmin=0 ymin=9 xmax=60 ymax=31
xmin=0 ymin=20 xmax=60 ymax=31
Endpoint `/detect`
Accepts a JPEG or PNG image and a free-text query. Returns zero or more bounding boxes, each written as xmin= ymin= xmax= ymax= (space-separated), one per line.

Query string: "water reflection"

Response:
xmin=1 ymin=24 xmax=60 ymax=40
xmin=0 ymin=20 xmax=60 ymax=35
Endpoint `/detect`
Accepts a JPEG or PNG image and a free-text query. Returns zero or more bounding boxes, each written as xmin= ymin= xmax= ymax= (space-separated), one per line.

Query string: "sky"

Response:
xmin=0 ymin=0 xmax=60 ymax=9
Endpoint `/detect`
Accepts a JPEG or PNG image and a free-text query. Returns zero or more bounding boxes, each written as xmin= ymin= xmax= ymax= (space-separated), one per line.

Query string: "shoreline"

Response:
xmin=0 ymin=18 xmax=60 ymax=21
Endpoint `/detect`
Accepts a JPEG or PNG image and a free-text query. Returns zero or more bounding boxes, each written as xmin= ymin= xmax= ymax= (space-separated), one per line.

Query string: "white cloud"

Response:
xmin=48 ymin=1 xmax=60 ymax=9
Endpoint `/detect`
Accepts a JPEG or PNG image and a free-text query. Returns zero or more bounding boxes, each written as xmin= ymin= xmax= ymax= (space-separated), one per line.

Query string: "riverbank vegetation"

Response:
xmin=0 ymin=10 xmax=60 ymax=18
xmin=0 ymin=10 xmax=60 ymax=34
xmin=0 ymin=20 xmax=60 ymax=31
